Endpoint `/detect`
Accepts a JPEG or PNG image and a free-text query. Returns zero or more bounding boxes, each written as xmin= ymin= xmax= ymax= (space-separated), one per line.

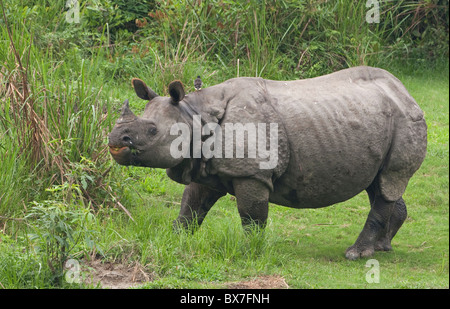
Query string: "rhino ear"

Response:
xmin=132 ymin=78 xmax=158 ymax=101
xmin=168 ymin=80 xmax=185 ymax=105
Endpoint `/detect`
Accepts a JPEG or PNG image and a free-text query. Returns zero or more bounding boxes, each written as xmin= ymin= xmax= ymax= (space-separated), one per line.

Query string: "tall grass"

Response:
xmin=133 ymin=0 xmax=447 ymax=83
xmin=0 ymin=3 xmax=115 ymax=215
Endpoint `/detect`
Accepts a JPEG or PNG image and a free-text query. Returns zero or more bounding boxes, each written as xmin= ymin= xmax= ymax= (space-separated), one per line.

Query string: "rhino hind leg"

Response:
xmin=345 ymin=184 xmax=407 ymax=260
xmin=374 ymin=197 xmax=407 ymax=252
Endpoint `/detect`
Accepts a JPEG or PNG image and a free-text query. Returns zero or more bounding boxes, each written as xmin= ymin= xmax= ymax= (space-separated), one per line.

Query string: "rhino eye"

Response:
xmin=147 ymin=126 xmax=157 ymax=135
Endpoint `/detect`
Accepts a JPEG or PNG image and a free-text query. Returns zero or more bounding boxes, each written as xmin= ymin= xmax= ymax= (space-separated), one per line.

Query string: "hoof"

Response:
xmin=345 ymin=245 xmax=375 ymax=260
xmin=375 ymin=238 xmax=393 ymax=251
xmin=172 ymin=219 xmax=187 ymax=233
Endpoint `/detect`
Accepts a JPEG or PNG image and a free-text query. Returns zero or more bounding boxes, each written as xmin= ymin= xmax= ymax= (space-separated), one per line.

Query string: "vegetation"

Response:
xmin=0 ymin=0 xmax=448 ymax=289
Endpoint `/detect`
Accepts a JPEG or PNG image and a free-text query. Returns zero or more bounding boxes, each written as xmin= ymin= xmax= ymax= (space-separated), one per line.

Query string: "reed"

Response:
xmin=0 ymin=2 xmax=114 ymax=215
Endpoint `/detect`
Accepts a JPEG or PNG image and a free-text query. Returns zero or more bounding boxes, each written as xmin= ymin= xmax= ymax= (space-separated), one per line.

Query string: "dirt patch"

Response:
xmin=225 ymin=275 xmax=289 ymax=289
xmin=79 ymin=259 xmax=287 ymax=289
xmin=83 ymin=259 xmax=153 ymax=289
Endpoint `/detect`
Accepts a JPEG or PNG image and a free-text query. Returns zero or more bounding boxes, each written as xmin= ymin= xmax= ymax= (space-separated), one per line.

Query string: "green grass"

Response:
xmin=61 ymin=60 xmax=446 ymax=289
xmin=94 ymin=63 xmax=449 ymax=288
xmin=1 ymin=60 xmax=448 ymax=289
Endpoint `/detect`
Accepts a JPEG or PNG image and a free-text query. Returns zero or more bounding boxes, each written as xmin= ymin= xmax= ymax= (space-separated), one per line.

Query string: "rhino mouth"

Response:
xmin=108 ymin=145 xmax=141 ymax=165
xmin=109 ymin=145 xmax=129 ymax=154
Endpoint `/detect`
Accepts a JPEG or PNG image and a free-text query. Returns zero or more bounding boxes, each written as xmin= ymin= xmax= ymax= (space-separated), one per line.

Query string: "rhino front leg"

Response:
xmin=232 ymin=178 xmax=270 ymax=230
xmin=174 ymin=182 xmax=226 ymax=231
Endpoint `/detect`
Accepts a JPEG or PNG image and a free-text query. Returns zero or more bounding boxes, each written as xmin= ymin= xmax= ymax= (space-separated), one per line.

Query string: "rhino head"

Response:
xmin=108 ymin=78 xmax=187 ymax=168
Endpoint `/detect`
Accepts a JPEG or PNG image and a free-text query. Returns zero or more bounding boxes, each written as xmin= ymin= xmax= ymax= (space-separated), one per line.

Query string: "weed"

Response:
xmin=25 ymin=183 xmax=99 ymax=284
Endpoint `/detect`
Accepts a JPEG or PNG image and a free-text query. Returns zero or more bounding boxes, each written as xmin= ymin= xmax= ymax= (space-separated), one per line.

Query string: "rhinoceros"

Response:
xmin=108 ymin=66 xmax=427 ymax=260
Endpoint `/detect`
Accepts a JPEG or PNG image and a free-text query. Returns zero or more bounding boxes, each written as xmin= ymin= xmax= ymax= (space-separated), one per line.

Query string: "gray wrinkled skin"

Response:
xmin=108 ymin=67 xmax=427 ymax=260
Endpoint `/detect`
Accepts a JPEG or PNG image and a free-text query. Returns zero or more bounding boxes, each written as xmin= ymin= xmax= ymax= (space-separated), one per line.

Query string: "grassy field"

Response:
xmin=0 ymin=61 xmax=448 ymax=290
xmin=0 ymin=1 xmax=448 ymax=290
xmin=53 ymin=61 xmax=447 ymax=289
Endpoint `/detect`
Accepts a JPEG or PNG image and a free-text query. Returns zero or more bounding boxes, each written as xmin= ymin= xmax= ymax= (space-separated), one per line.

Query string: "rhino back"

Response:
xmin=265 ymin=66 xmax=426 ymax=208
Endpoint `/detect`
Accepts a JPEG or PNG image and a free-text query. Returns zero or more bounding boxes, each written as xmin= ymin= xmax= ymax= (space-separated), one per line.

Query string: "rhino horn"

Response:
xmin=117 ymin=99 xmax=137 ymax=123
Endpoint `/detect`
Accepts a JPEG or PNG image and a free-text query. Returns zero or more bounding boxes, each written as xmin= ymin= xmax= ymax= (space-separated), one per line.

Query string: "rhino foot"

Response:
xmin=374 ymin=237 xmax=393 ymax=252
xmin=345 ymin=239 xmax=393 ymax=260
xmin=345 ymin=245 xmax=375 ymax=260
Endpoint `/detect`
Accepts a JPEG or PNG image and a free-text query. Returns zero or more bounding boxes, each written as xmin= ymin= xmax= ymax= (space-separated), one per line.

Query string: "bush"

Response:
xmin=25 ymin=183 xmax=97 ymax=284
